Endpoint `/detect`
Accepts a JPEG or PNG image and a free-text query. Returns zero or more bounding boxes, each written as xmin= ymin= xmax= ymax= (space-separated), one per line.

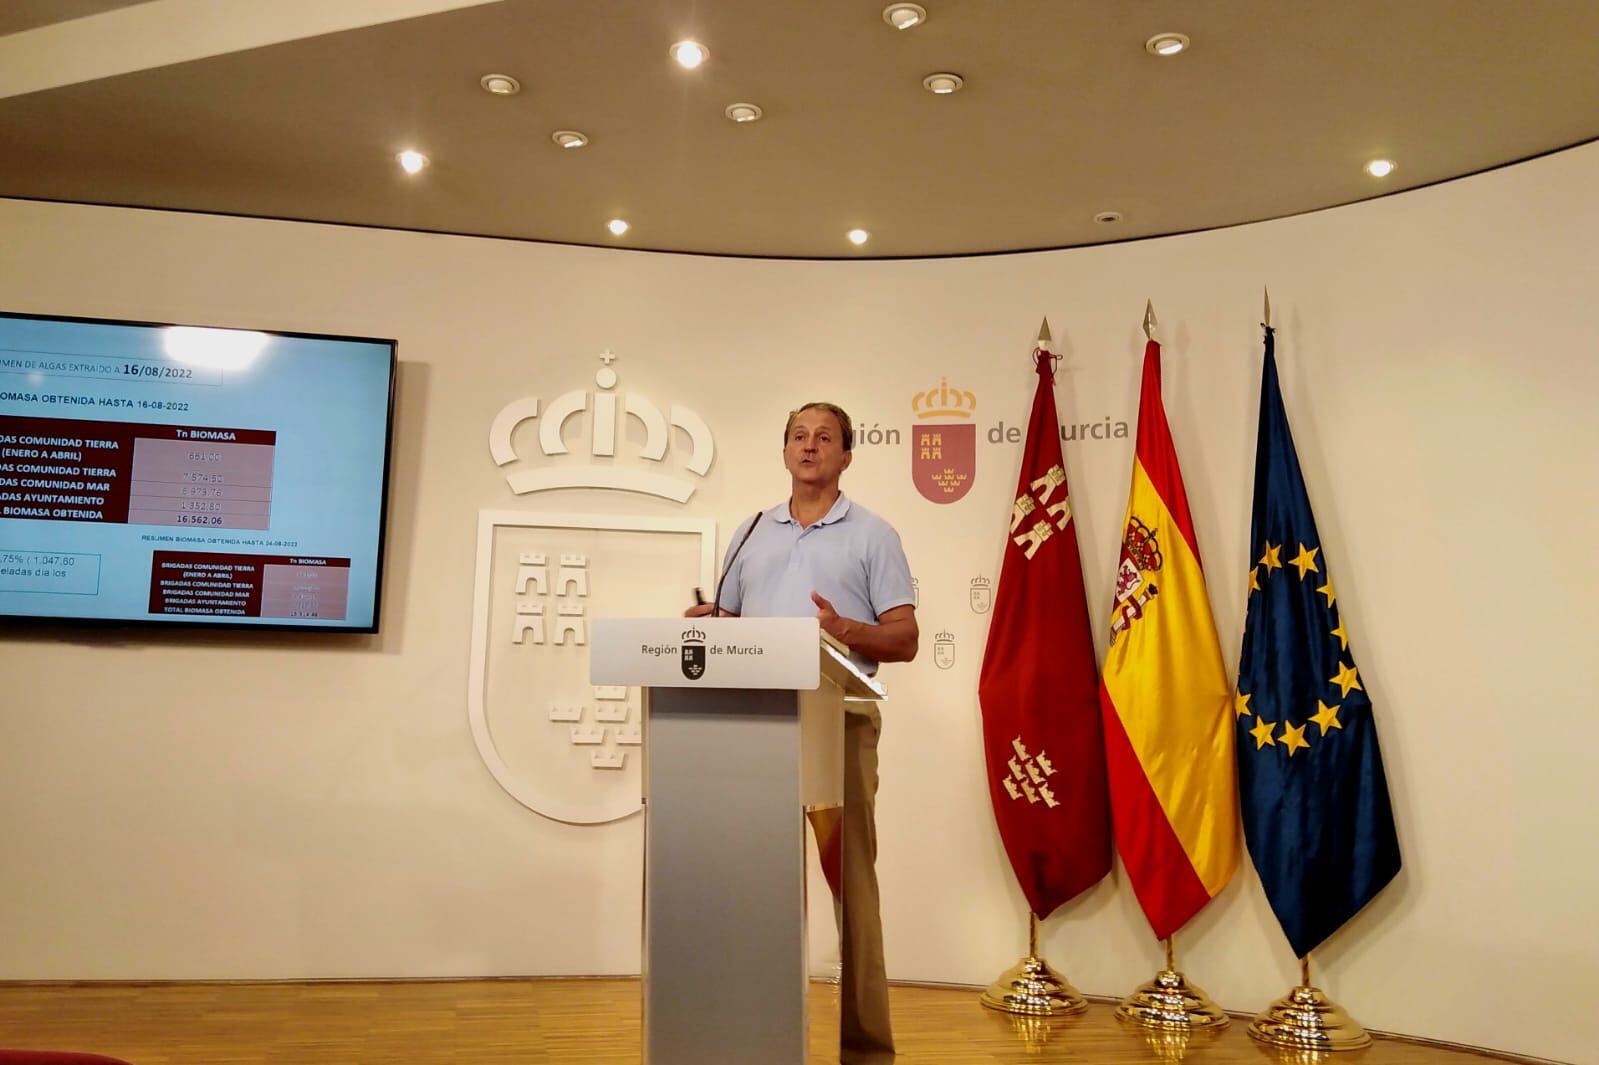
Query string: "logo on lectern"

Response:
xmin=681 ymin=627 xmax=707 ymax=680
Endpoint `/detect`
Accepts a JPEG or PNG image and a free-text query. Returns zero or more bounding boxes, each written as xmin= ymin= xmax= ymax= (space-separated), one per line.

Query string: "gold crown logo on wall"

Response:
xmin=912 ymin=377 xmax=977 ymax=420
xmin=487 ymin=351 xmax=715 ymax=502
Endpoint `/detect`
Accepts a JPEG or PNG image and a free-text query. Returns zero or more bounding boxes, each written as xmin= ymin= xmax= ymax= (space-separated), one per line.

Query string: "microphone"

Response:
xmin=713 ymin=512 xmax=764 ymax=616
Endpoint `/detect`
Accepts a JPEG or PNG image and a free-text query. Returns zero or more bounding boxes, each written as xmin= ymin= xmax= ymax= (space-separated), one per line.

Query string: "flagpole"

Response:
xmin=1114 ymin=929 xmax=1229 ymax=1030
xmin=1248 ymin=949 xmax=1374 ymax=1050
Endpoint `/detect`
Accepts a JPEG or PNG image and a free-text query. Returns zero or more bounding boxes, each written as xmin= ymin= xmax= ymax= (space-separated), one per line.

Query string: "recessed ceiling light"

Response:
xmin=1145 ymin=32 xmax=1190 ymax=56
xmin=1365 ymin=158 xmax=1396 ymax=178
xmin=607 ymin=219 xmax=630 ymax=236
xmin=480 ymin=73 xmax=521 ymax=96
xmin=922 ymin=72 xmax=964 ymax=95
xmin=725 ymin=103 xmax=763 ymax=123
xmin=847 ymin=229 xmax=870 ymax=246
xmin=551 ymin=130 xmax=589 ymax=149
xmin=670 ymin=40 xmax=708 ymax=69
xmin=1094 ymin=211 xmax=1123 ymax=224
xmin=882 ymin=3 xmax=927 ymax=29
xmin=396 ymin=149 xmax=427 ymax=175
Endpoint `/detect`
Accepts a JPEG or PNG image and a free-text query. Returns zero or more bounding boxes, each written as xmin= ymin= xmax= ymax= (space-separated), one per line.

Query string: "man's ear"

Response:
xmin=842 ymin=450 xmax=854 ymax=472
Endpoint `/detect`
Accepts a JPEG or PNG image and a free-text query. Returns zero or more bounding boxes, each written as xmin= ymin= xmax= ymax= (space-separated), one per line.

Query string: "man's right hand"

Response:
xmin=683 ymin=602 xmax=716 ymax=618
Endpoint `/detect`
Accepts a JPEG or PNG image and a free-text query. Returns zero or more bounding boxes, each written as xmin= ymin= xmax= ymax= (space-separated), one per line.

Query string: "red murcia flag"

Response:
xmin=977 ymin=347 xmax=1113 ymax=917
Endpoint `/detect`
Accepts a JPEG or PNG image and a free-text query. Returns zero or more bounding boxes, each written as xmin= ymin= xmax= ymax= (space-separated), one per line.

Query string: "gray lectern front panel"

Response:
xmin=645 ymin=687 xmax=807 ymax=1065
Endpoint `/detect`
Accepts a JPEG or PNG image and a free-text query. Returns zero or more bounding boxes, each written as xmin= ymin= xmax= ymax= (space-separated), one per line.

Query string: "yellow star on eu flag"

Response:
xmin=1248 ymin=567 xmax=1261 ymax=594
xmin=1330 ymin=617 xmax=1349 ymax=650
xmin=1249 ymin=717 xmax=1277 ymax=750
xmin=1329 ymin=661 xmax=1363 ymax=697
xmin=1280 ymin=721 xmax=1310 ymax=756
xmin=1310 ymin=700 xmax=1343 ymax=735
xmin=1318 ymin=579 xmax=1336 ymax=607
xmin=1259 ymin=542 xmax=1282 ymax=572
xmin=1291 ymin=542 xmax=1320 ymax=578
xmin=1234 ymin=691 xmax=1252 ymax=718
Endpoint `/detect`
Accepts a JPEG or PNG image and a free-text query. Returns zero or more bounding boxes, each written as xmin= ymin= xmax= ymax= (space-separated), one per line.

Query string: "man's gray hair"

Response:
xmin=783 ymin=402 xmax=854 ymax=451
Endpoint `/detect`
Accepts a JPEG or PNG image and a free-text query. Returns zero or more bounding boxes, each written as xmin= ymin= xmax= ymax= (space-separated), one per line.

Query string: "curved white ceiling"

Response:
xmin=1 ymin=0 xmax=1596 ymax=258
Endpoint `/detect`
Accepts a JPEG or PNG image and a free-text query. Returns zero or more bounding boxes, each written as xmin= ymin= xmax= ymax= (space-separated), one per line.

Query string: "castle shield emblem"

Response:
xmin=468 ymin=510 xmax=716 ymax=825
xmin=911 ymin=377 xmax=977 ymax=504
xmin=681 ymin=629 xmax=707 ymax=680
xmin=969 ymin=576 xmax=993 ymax=614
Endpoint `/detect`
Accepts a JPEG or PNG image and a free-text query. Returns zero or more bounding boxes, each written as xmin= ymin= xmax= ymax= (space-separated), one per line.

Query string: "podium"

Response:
xmin=591 ymin=617 xmax=884 ymax=1065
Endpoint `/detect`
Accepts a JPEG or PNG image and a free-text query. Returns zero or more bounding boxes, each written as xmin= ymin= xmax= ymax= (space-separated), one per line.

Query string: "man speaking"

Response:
xmin=687 ymin=401 xmax=917 ymax=1065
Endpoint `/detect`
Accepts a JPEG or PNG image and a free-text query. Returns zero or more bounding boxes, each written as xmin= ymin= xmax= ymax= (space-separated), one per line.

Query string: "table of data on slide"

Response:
xmin=0 ymin=414 xmax=275 ymax=529
xmin=149 ymin=551 xmax=350 ymax=620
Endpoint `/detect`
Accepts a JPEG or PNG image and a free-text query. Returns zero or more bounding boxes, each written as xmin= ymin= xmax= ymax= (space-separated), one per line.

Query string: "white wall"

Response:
xmin=1 ymin=141 xmax=1596 ymax=1063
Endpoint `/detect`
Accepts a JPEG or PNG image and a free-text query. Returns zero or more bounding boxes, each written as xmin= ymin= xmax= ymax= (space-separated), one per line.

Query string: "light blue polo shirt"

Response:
xmin=717 ymin=493 xmax=914 ymax=673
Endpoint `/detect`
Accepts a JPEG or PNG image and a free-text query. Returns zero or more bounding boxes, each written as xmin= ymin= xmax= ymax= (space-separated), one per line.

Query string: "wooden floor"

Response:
xmin=0 ymin=978 xmax=1530 ymax=1065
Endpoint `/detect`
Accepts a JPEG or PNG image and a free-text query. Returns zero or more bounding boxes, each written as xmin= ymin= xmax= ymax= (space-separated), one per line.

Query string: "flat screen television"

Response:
xmin=0 ymin=311 xmax=396 ymax=632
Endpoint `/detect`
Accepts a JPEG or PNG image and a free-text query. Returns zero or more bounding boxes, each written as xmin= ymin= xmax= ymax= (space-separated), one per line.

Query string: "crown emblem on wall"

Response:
xmin=681 ymin=627 xmax=706 ymax=643
xmin=912 ymin=377 xmax=977 ymax=420
xmin=970 ymin=576 xmax=991 ymax=588
xmin=487 ymin=351 xmax=715 ymax=502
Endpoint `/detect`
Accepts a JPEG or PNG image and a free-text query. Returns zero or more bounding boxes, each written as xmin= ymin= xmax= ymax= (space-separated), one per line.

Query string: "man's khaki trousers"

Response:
xmin=837 ymin=706 xmax=894 ymax=1065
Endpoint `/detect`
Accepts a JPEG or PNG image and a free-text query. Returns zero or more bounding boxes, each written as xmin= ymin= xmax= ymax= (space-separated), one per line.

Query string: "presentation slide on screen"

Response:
xmin=0 ymin=314 xmax=392 ymax=629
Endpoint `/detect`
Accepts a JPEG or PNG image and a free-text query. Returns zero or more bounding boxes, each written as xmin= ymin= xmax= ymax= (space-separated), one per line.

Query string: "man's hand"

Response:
xmin=683 ymin=602 xmax=715 ymax=618
xmin=811 ymin=591 xmax=855 ymax=643
xmin=811 ymin=593 xmax=918 ymax=663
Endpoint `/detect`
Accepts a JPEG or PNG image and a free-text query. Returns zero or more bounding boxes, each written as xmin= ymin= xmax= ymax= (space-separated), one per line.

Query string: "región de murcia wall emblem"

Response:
xmin=910 ymin=377 xmax=977 ymax=504
xmin=969 ymin=576 xmax=992 ymax=614
xmin=1000 ymin=736 xmax=1061 ymax=809
xmin=1109 ymin=517 xmax=1163 ymax=646
xmin=469 ymin=351 xmax=718 ymax=825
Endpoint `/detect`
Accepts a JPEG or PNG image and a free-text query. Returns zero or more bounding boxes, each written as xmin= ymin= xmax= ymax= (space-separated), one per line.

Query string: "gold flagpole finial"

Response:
xmin=1142 ymin=299 xmax=1158 ymax=342
xmin=1263 ymin=286 xmax=1272 ymax=329
xmin=1036 ymin=317 xmax=1052 ymax=349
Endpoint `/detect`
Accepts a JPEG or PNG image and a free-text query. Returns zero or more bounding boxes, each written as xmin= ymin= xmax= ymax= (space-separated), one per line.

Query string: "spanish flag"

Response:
xmin=1098 ymin=340 xmax=1240 ymax=939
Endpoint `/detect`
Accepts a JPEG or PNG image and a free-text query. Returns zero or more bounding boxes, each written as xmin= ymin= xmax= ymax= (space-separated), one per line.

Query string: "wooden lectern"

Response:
xmin=590 ymin=617 xmax=884 ymax=1065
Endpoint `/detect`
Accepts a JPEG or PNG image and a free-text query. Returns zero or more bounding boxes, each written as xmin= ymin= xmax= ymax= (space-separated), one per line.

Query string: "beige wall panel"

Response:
xmin=0 ymin=142 xmax=1595 ymax=1062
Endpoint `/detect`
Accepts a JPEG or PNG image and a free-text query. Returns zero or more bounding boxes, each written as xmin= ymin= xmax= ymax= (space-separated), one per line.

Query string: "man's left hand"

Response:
xmin=811 ymin=591 xmax=853 ymax=644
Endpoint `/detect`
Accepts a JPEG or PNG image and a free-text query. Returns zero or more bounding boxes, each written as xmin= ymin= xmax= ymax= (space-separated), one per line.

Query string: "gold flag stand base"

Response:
xmin=1114 ymin=936 xmax=1228 ymax=1031
xmin=1248 ymin=979 xmax=1371 ymax=1051
xmin=979 ymin=913 xmax=1087 ymax=1016
xmin=1115 ymin=967 xmax=1230 ymax=1030
xmin=980 ymin=952 xmax=1088 ymax=1016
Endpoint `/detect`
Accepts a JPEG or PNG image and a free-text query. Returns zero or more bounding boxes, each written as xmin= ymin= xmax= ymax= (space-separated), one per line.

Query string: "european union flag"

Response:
xmin=1235 ymin=326 xmax=1402 ymax=959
